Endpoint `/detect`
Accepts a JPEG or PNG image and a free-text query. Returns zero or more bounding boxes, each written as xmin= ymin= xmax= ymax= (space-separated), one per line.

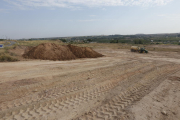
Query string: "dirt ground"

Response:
xmin=0 ymin=47 xmax=180 ymax=120
xmin=148 ymin=44 xmax=180 ymax=49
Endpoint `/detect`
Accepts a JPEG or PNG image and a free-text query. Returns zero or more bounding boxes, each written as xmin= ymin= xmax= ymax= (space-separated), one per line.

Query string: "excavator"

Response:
xmin=131 ymin=46 xmax=148 ymax=53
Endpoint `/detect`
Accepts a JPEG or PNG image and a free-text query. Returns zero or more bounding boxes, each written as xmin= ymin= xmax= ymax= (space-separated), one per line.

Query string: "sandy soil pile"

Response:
xmin=23 ymin=43 xmax=103 ymax=60
xmin=23 ymin=43 xmax=76 ymax=60
xmin=67 ymin=44 xmax=103 ymax=58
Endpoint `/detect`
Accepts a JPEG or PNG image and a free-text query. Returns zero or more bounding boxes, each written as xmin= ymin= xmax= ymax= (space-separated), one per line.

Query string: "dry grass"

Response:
xmin=0 ymin=41 xmax=4 ymax=44
xmin=146 ymin=47 xmax=180 ymax=52
xmin=19 ymin=41 xmax=179 ymax=53
xmin=16 ymin=40 xmax=65 ymax=47
xmin=74 ymin=43 xmax=180 ymax=53
xmin=0 ymin=46 xmax=19 ymax=62
xmin=0 ymin=45 xmax=19 ymax=62
xmin=0 ymin=49 xmax=5 ymax=55
xmin=0 ymin=55 xmax=19 ymax=62
xmin=73 ymin=43 xmax=132 ymax=49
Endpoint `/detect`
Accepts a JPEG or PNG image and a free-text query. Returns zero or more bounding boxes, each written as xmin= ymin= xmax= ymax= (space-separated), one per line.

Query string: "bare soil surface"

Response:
xmin=0 ymin=48 xmax=180 ymax=120
xmin=148 ymin=45 xmax=180 ymax=49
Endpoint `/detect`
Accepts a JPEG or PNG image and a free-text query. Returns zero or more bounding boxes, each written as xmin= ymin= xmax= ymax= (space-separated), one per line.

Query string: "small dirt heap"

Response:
xmin=67 ymin=44 xmax=103 ymax=58
xmin=23 ymin=43 xmax=103 ymax=61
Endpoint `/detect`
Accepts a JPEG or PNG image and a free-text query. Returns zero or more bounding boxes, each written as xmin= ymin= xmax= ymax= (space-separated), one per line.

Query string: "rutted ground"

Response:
xmin=0 ymin=49 xmax=179 ymax=120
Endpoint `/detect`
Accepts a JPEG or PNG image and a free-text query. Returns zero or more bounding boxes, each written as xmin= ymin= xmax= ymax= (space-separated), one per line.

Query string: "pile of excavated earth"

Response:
xmin=23 ymin=43 xmax=103 ymax=60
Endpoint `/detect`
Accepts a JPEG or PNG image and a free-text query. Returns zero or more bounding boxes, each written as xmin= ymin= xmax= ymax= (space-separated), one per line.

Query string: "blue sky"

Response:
xmin=0 ymin=0 xmax=180 ymax=39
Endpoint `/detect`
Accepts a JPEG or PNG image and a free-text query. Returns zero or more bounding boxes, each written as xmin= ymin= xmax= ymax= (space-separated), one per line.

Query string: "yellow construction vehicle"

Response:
xmin=131 ymin=46 xmax=148 ymax=53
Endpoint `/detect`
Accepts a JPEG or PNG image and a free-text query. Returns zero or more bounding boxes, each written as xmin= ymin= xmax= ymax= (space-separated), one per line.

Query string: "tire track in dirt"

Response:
xmin=1 ymin=61 xmax=179 ymax=120
xmin=75 ymin=64 xmax=180 ymax=120
xmin=0 ymin=61 xmax=146 ymax=111
xmin=0 ymin=61 xmax=155 ymax=119
xmin=0 ymin=80 xmax=117 ymax=120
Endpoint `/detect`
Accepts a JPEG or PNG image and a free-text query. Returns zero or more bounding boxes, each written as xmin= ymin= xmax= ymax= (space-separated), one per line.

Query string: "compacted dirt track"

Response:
xmin=0 ymin=49 xmax=180 ymax=120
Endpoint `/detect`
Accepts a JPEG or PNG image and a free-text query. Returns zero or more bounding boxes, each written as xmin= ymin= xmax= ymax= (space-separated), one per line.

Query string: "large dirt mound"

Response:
xmin=23 ymin=43 xmax=76 ymax=60
xmin=67 ymin=44 xmax=103 ymax=58
xmin=23 ymin=43 xmax=103 ymax=60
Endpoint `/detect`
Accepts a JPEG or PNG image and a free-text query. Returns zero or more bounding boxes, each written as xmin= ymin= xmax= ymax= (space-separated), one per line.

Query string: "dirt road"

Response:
xmin=0 ymin=49 xmax=180 ymax=120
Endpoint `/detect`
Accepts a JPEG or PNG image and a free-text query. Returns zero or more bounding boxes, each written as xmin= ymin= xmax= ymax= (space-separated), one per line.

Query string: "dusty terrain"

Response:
xmin=0 ymin=47 xmax=180 ymax=120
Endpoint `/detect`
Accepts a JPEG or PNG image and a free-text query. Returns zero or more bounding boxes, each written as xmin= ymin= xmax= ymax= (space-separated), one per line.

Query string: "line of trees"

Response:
xmin=134 ymin=39 xmax=144 ymax=44
xmin=110 ymin=39 xmax=148 ymax=44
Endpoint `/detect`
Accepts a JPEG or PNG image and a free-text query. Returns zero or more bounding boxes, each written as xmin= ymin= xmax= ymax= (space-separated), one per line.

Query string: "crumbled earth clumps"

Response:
xmin=23 ymin=43 xmax=103 ymax=60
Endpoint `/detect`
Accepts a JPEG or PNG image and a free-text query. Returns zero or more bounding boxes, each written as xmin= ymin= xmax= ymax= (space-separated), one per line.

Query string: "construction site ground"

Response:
xmin=0 ymin=48 xmax=180 ymax=120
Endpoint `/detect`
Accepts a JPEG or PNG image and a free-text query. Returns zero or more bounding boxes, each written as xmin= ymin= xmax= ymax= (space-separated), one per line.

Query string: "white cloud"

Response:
xmin=3 ymin=0 xmax=173 ymax=9
xmin=158 ymin=14 xmax=180 ymax=20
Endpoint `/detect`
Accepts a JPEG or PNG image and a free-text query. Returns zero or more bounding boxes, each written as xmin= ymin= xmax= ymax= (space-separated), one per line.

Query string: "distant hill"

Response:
xmin=18 ymin=33 xmax=180 ymax=44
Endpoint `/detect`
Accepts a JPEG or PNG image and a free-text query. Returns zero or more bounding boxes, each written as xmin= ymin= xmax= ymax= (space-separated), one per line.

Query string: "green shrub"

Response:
xmin=59 ymin=39 xmax=67 ymax=43
xmin=0 ymin=55 xmax=19 ymax=62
